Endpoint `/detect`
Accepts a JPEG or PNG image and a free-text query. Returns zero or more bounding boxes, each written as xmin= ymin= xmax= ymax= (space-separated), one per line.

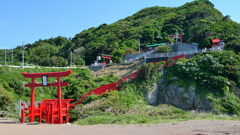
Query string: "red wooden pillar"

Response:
xmin=57 ymin=77 xmax=62 ymax=124
xmin=39 ymin=103 xmax=42 ymax=123
xmin=171 ymin=36 xmax=173 ymax=46
xmin=47 ymin=103 xmax=50 ymax=123
xmin=103 ymin=56 xmax=106 ymax=62
xmin=30 ymin=77 xmax=35 ymax=123
xmin=51 ymin=103 xmax=54 ymax=124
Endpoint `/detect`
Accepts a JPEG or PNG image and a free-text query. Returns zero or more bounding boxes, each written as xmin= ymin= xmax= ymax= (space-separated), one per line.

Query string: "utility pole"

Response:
xmin=138 ymin=39 xmax=140 ymax=53
xmin=70 ymin=51 xmax=72 ymax=67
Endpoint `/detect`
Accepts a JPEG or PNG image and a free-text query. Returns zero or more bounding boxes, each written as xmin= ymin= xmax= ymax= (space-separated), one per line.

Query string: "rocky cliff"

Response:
xmin=145 ymin=78 xmax=213 ymax=111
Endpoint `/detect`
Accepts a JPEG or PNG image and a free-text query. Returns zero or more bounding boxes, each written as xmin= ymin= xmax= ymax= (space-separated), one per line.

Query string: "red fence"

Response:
xmin=21 ymin=99 xmax=74 ymax=124
xmin=117 ymin=71 xmax=139 ymax=84
xmin=71 ymin=54 xmax=185 ymax=108
xmin=73 ymin=83 xmax=117 ymax=107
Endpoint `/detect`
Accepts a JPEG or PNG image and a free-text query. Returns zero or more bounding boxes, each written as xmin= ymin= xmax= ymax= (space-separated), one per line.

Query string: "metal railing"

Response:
xmin=182 ymin=44 xmax=198 ymax=50
xmin=123 ymin=50 xmax=155 ymax=63
xmin=146 ymin=47 xmax=223 ymax=58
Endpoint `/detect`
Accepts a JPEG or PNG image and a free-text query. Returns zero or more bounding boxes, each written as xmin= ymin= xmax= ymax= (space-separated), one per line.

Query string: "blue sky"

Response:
xmin=1 ymin=0 xmax=240 ymax=49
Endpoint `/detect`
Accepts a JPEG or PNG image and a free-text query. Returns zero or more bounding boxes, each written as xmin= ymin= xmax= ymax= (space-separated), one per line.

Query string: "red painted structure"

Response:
xmin=102 ymin=54 xmax=112 ymax=65
xmin=169 ymin=34 xmax=184 ymax=46
xmin=211 ymin=38 xmax=220 ymax=48
xmin=21 ymin=70 xmax=73 ymax=124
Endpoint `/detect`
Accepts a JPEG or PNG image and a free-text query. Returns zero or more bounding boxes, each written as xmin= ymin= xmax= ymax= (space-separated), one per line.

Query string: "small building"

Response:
xmin=146 ymin=43 xmax=165 ymax=51
xmin=211 ymin=38 xmax=220 ymax=48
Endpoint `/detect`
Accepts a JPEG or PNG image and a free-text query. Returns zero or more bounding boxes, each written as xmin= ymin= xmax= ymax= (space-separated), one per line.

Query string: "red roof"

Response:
xmin=212 ymin=38 xmax=220 ymax=43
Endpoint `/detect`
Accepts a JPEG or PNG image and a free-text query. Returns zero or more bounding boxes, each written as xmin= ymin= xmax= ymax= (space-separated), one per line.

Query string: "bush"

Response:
xmin=0 ymin=84 xmax=14 ymax=110
xmin=155 ymin=45 xmax=172 ymax=53
xmin=138 ymin=63 xmax=158 ymax=80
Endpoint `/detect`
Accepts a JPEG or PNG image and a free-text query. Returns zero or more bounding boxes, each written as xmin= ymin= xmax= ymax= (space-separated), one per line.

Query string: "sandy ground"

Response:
xmin=1 ymin=118 xmax=240 ymax=135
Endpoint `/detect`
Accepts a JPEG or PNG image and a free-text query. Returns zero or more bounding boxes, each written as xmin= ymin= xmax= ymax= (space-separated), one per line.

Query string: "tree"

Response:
xmin=199 ymin=37 xmax=212 ymax=49
xmin=155 ymin=45 xmax=172 ymax=53
xmin=110 ymin=49 xmax=126 ymax=63
xmin=224 ymin=40 xmax=240 ymax=53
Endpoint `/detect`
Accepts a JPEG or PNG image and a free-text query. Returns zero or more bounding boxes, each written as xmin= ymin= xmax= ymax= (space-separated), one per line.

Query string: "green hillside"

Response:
xmin=1 ymin=0 xmax=240 ymax=66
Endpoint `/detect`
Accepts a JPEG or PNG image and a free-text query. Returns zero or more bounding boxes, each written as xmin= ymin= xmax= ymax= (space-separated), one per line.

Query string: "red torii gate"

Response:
xmin=21 ymin=70 xmax=73 ymax=124
xmin=168 ymin=30 xmax=184 ymax=46
xmin=169 ymin=34 xmax=184 ymax=46
xmin=102 ymin=54 xmax=112 ymax=65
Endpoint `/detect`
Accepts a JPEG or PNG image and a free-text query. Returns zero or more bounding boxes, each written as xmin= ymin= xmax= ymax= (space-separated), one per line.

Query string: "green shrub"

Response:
xmin=138 ymin=63 xmax=159 ymax=80
xmin=0 ymin=84 xmax=14 ymax=110
xmin=155 ymin=45 xmax=172 ymax=53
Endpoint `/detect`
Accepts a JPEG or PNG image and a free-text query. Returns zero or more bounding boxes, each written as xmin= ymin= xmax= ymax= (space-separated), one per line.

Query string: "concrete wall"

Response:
xmin=88 ymin=65 xmax=106 ymax=71
xmin=146 ymin=57 xmax=168 ymax=63
xmin=168 ymin=45 xmax=196 ymax=52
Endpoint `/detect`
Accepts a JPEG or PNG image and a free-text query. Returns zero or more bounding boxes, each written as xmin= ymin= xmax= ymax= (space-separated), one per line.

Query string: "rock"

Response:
xmin=167 ymin=90 xmax=175 ymax=97
xmin=187 ymin=99 xmax=192 ymax=105
xmin=234 ymin=86 xmax=240 ymax=99
xmin=144 ymin=83 xmax=158 ymax=105
xmin=157 ymin=78 xmax=165 ymax=86
xmin=181 ymin=93 xmax=189 ymax=99
xmin=168 ymin=84 xmax=178 ymax=91
xmin=194 ymin=95 xmax=212 ymax=110
xmin=156 ymin=78 xmax=212 ymax=110
xmin=164 ymin=95 xmax=169 ymax=103
xmin=177 ymin=87 xmax=185 ymax=95
xmin=188 ymin=85 xmax=196 ymax=102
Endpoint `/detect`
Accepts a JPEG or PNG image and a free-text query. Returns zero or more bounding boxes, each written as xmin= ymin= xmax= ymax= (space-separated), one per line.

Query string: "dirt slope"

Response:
xmin=92 ymin=61 xmax=143 ymax=78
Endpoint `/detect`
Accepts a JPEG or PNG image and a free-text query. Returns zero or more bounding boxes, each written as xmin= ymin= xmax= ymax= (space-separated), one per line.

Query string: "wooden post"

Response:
xmin=51 ymin=103 xmax=54 ymax=124
xmin=47 ymin=103 xmax=50 ymax=123
xmin=57 ymin=77 xmax=62 ymax=124
xmin=21 ymin=103 xmax=25 ymax=123
xmin=39 ymin=103 xmax=42 ymax=123
xmin=30 ymin=78 xmax=35 ymax=123
xmin=66 ymin=103 xmax=69 ymax=123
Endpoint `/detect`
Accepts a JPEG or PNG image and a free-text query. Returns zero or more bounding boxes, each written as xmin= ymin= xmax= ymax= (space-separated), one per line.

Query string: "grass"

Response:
xmin=72 ymin=107 xmax=240 ymax=125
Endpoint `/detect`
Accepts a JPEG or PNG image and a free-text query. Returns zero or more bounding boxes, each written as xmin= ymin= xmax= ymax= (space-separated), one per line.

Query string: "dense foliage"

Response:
xmin=155 ymin=45 xmax=173 ymax=53
xmin=0 ymin=67 xmax=119 ymax=111
xmin=1 ymin=0 xmax=240 ymax=65
xmin=0 ymin=84 xmax=14 ymax=110
xmin=166 ymin=51 xmax=240 ymax=115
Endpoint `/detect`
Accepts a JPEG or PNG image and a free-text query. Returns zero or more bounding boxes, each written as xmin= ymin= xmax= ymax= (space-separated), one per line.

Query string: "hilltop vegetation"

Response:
xmin=1 ymin=0 xmax=240 ymax=66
